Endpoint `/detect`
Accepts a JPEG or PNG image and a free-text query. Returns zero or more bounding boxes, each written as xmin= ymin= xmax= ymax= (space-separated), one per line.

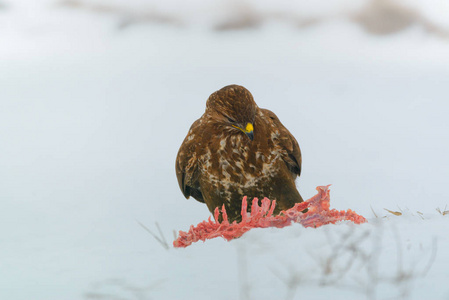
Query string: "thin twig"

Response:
xmin=370 ymin=206 xmax=378 ymax=218
xmin=137 ymin=220 xmax=170 ymax=250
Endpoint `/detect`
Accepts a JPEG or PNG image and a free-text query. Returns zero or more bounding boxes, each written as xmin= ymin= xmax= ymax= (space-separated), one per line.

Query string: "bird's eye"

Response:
xmin=227 ymin=117 xmax=236 ymax=123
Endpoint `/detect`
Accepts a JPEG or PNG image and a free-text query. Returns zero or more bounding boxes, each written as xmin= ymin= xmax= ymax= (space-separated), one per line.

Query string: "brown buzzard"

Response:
xmin=176 ymin=85 xmax=303 ymax=222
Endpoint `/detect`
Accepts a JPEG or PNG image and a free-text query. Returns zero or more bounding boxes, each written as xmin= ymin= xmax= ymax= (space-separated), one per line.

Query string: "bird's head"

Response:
xmin=206 ymin=84 xmax=256 ymax=141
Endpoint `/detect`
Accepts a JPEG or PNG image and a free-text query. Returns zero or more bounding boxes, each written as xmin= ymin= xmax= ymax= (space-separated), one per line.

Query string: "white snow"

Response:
xmin=1 ymin=1 xmax=449 ymax=299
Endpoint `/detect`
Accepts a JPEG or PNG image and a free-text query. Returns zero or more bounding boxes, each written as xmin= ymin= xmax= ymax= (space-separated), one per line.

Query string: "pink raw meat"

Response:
xmin=174 ymin=185 xmax=367 ymax=248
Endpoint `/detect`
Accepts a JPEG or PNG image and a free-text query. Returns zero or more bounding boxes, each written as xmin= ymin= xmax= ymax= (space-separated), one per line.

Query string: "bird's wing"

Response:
xmin=261 ymin=108 xmax=302 ymax=177
xmin=175 ymin=119 xmax=205 ymax=203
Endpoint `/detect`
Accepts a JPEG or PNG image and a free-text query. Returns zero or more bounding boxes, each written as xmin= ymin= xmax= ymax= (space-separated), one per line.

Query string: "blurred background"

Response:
xmin=1 ymin=0 xmax=449 ymax=299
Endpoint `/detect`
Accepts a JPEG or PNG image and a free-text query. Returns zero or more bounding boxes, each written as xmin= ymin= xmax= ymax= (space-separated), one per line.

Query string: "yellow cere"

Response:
xmin=232 ymin=123 xmax=254 ymax=133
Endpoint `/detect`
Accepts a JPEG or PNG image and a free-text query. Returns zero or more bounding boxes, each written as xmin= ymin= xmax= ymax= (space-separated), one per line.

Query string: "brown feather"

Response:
xmin=175 ymin=85 xmax=304 ymax=222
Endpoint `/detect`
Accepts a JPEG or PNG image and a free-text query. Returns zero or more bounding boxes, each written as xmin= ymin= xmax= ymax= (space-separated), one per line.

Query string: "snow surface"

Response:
xmin=1 ymin=1 xmax=449 ymax=299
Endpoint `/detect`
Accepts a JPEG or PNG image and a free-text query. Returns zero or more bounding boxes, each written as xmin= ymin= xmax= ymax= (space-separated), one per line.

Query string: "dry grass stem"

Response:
xmin=384 ymin=208 xmax=402 ymax=216
xmin=436 ymin=206 xmax=449 ymax=216
xmin=137 ymin=221 xmax=169 ymax=250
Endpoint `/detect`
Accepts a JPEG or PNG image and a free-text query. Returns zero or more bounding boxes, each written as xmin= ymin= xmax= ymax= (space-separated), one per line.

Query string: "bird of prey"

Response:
xmin=176 ymin=85 xmax=303 ymax=222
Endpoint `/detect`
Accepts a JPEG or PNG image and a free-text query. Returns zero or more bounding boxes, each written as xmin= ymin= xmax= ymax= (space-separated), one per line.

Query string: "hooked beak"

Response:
xmin=245 ymin=130 xmax=254 ymax=141
xmin=233 ymin=123 xmax=254 ymax=141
